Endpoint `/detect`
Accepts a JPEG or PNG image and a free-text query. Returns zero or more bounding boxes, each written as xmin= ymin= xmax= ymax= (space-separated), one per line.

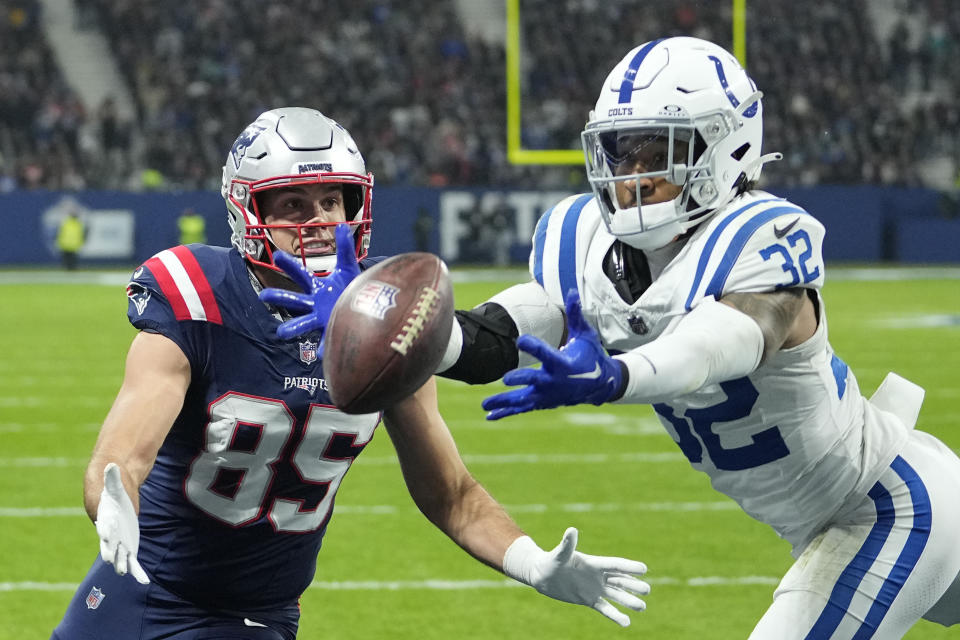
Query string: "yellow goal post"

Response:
xmin=506 ymin=0 xmax=747 ymax=165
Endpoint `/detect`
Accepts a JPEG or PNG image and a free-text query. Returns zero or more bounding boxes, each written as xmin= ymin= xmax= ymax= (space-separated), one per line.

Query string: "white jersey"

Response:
xmin=529 ymin=191 xmax=910 ymax=549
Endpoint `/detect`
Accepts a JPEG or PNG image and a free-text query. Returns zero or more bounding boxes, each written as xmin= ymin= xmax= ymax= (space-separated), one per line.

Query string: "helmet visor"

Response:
xmin=592 ymin=125 xmax=693 ymax=179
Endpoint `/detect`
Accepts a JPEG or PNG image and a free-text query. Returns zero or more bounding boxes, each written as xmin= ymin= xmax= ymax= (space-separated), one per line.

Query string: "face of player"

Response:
xmin=259 ymin=183 xmax=348 ymax=259
xmin=611 ymin=134 xmax=685 ymax=209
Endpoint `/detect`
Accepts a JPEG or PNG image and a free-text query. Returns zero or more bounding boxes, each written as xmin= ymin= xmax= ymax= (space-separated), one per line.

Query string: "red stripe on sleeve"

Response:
xmin=170 ymin=246 xmax=223 ymax=325
xmin=143 ymin=256 xmax=192 ymax=322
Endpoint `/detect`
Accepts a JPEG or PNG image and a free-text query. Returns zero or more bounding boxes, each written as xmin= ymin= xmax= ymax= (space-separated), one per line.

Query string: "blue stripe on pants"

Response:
xmin=805 ymin=456 xmax=931 ymax=639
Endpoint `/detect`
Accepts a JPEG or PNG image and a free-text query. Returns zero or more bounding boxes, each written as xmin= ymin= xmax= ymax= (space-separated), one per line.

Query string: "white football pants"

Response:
xmin=750 ymin=429 xmax=960 ymax=639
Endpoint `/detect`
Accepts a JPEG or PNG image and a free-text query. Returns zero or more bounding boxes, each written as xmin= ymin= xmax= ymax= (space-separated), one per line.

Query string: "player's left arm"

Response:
xmin=720 ymin=287 xmax=818 ymax=362
xmin=383 ymin=378 xmax=649 ymax=626
xmin=575 ymin=286 xmax=816 ymax=407
xmin=483 ymin=288 xmax=815 ymax=417
xmin=609 ymin=210 xmax=824 ymax=404
xmin=383 ymin=377 xmax=520 ymax=567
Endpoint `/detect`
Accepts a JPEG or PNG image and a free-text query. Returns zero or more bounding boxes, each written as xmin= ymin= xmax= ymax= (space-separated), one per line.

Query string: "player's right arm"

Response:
xmin=83 ymin=331 xmax=190 ymax=519
xmin=436 ymin=280 xmax=565 ymax=383
xmin=82 ymin=331 xmax=190 ymax=584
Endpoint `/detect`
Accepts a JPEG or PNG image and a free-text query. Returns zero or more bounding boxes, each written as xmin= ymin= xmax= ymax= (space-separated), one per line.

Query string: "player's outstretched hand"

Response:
xmin=482 ymin=290 xmax=623 ymax=420
xmin=258 ymin=223 xmax=360 ymax=352
xmin=503 ymin=527 xmax=649 ymax=627
xmin=95 ymin=463 xmax=149 ymax=584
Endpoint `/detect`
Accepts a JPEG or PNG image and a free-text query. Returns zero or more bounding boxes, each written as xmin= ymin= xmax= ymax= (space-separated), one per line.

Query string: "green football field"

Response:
xmin=1 ymin=267 xmax=958 ymax=639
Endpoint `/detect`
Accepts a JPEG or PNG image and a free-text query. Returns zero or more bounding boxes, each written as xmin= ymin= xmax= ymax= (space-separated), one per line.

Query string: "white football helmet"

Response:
xmin=581 ymin=37 xmax=780 ymax=250
xmin=221 ymin=107 xmax=374 ymax=275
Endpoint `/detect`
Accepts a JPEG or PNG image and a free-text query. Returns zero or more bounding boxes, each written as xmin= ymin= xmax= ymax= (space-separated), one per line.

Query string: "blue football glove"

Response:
xmin=258 ymin=223 xmax=360 ymax=351
xmin=482 ymin=290 xmax=624 ymax=420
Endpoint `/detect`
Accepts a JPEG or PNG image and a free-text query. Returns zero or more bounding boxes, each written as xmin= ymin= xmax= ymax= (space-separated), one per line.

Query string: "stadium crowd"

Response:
xmin=1 ymin=0 xmax=85 ymax=190
xmin=2 ymin=0 xmax=958 ymax=192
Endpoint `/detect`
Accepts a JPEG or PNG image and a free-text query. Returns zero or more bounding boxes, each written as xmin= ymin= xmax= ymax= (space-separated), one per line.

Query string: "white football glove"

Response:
xmin=95 ymin=463 xmax=150 ymax=584
xmin=503 ymin=527 xmax=649 ymax=627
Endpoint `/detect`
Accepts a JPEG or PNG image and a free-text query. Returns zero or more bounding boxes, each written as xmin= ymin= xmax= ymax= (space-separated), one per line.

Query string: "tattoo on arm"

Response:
xmin=721 ymin=289 xmax=806 ymax=363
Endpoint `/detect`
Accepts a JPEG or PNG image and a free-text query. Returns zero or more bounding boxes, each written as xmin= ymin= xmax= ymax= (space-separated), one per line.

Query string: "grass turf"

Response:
xmin=1 ymin=269 xmax=958 ymax=638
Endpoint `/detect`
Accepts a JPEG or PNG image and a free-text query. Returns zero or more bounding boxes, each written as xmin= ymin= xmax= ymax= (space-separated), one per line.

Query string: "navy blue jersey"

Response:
xmin=124 ymin=245 xmax=383 ymax=613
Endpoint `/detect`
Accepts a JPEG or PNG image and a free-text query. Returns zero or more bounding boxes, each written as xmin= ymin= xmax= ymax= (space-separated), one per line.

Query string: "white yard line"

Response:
xmin=872 ymin=314 xmax=960 ymax=328
xmin=0 ymin=457 xmax=81 ymax=467
xmin=0 ymin=507 xmax=86 ymax=517
xmin=0 ymin=501 xmax=737 ymax=518
xmin=0 ymin=396 xmax=107 ymax=408
xmin=0 ymin=451 xmax=684 ymax=469
xmin=828 ymin=266 xmax=960 ymax=281
xmin=0 ymin=575 xmax=779 ymax=593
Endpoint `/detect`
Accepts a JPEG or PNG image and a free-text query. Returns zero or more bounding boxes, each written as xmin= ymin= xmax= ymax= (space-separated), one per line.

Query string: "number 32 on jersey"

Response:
xmin=760 ymin=227 xmax=821 ymax=288
xmin=654 ymin=377 xmax=790 ymax=471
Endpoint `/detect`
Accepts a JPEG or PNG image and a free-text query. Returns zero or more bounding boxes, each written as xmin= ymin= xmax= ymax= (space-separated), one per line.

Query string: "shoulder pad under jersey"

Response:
xmin=529 ymin=193 xmax=602 ymax=305
xmin=682 ymin=194 xmax=826 ymax=311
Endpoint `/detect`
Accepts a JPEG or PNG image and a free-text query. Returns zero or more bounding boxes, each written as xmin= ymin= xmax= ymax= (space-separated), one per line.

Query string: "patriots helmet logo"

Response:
xmin=230 ymin=123 xmax=267 ymax=170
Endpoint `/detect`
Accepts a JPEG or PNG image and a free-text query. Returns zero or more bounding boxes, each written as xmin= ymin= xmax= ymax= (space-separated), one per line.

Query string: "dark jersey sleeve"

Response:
xmin=124 ymin=252 xmax=213 ymax=368
xmin=359 ymin=255 xmax=387 ymax=271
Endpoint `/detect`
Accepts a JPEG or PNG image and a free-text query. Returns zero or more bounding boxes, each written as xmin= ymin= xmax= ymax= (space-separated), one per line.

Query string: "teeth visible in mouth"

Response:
xmin=301 ymin=241 xmax=333 ymax=256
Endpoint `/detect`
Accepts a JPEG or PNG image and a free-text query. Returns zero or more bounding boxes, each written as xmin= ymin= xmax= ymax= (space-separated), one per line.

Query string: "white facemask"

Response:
xmin=607 ymin=201 xmax=686 ymax=251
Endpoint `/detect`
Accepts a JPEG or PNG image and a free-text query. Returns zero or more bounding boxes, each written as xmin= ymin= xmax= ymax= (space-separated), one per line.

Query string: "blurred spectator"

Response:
xmin=95 ymin=96 xmax=132 ymax=178
xmin=3 ymin=0 xmax=960 ymax=191
xmin=0 ymin=1 xmax=96 ymax=189
xmin=177 ymin=207 xmax=207 ymax=245
xmin=0 ymin=152 xmax=18 ymax=192
xmin=413 ymin=206 xmax=434 ymax=253
xmin=55 ymin=210 xmax=86 ymax=270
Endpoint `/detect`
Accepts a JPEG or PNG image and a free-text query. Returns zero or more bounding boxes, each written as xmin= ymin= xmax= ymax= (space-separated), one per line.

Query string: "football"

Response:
xmin=324 ymin=252 xmax=454 ymax=414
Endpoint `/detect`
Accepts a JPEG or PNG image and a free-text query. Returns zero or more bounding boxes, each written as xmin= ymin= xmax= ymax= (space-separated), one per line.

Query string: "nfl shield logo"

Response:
xmin=85 ymin=586 xmax=105 ymax=610
xmin=627 ymin=312 xmax=649 ymax=335
xmin=351 ymin=281 xmax=398 ymax=320
xmin=299 ymin=339 xmax=318 ymax=364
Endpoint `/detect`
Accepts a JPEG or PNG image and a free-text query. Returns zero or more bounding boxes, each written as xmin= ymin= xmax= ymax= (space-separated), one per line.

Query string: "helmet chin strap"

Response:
xmin=618 ymin=222 xmax=685 ymax=251
xmin=304 ymin=254 xmax=337 ymax=274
